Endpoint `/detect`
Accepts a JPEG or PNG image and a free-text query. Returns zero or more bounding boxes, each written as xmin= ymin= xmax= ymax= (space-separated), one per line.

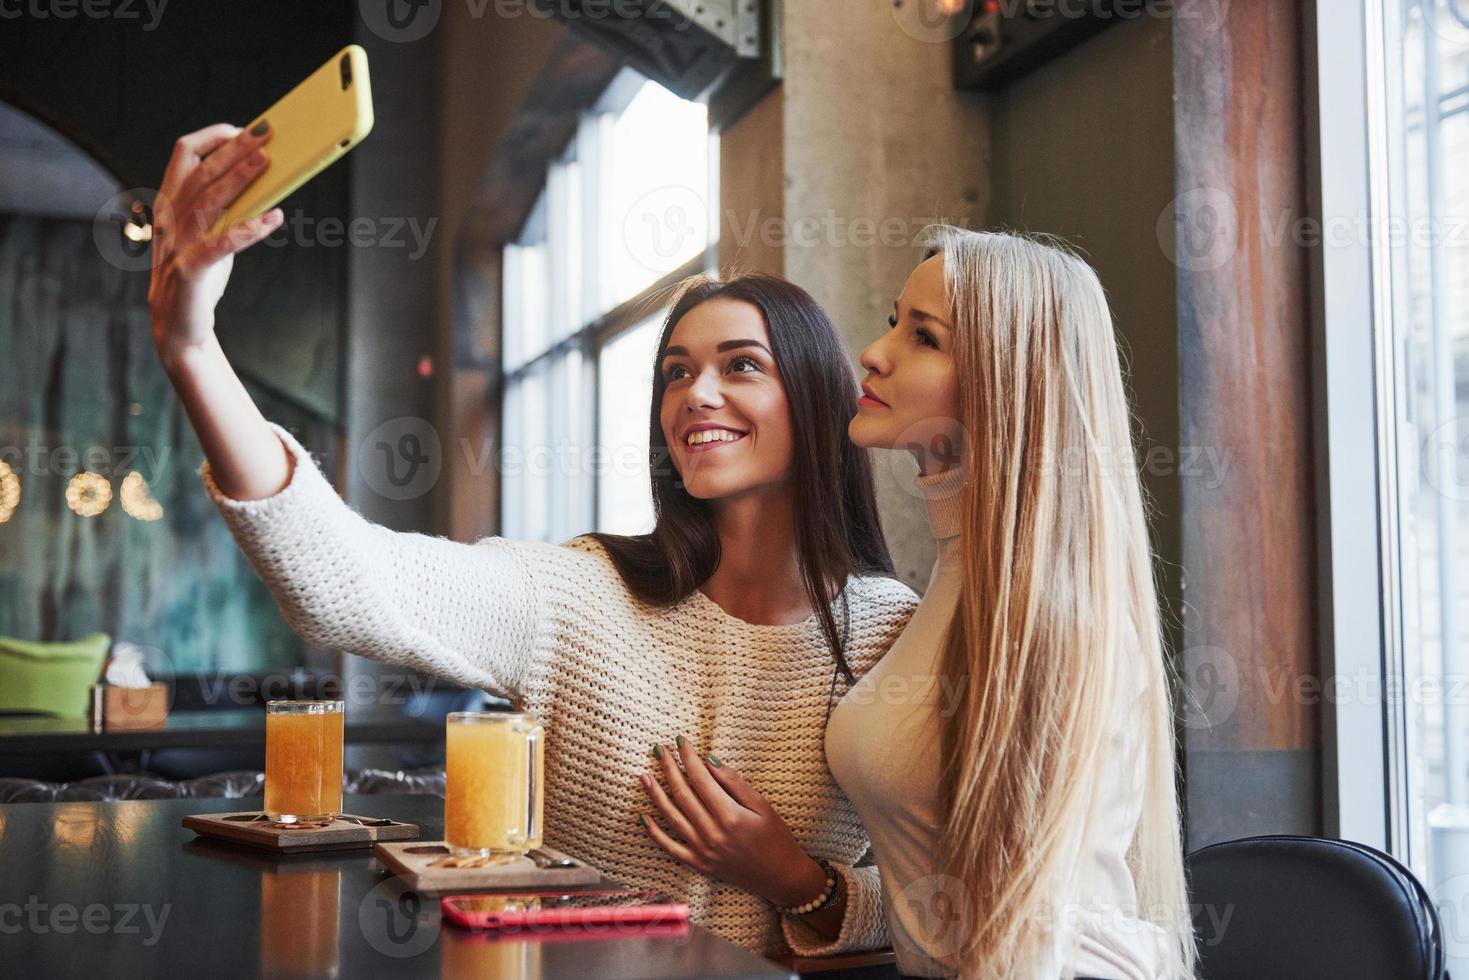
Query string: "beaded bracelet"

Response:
xmin=777 ymin=858 xmax=841 ymax=916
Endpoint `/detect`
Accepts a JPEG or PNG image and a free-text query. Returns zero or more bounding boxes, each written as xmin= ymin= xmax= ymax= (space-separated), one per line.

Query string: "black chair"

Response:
xmin=1186 ymin=834 xmax=1449 ymax=979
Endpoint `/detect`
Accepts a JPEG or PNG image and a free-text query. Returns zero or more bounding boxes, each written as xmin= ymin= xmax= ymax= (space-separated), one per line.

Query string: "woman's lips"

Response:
xmin=859 ymin=382 xmax=889 ymax=409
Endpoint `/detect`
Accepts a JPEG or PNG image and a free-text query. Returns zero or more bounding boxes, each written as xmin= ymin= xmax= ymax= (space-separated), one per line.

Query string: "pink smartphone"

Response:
xmin=440 ymin=889 xmax=690 ymax=931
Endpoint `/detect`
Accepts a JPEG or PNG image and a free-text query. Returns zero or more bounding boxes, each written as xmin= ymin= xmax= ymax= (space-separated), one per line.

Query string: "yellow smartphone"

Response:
xmin=207 ymin=44 xmax=374 ymax=238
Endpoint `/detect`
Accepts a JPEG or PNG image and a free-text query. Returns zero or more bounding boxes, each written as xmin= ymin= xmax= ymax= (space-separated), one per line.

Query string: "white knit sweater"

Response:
xmin=200 ymin=423 xmax=918 ymax=957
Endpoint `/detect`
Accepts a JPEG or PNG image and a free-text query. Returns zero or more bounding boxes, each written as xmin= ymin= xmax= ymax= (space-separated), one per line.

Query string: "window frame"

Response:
xmin=1307 ymin=0 xmax=1398 ymax=854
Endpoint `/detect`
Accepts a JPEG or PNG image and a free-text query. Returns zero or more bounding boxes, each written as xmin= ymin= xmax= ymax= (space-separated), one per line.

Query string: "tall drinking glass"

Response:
xmin=264 ymin=700 xmax=344 ymax=823
xmin=444 ymin=711 xmax=544 ymax=859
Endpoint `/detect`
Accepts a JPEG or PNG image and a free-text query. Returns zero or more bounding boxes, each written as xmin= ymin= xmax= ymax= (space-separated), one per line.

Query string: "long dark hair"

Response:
xmin=591 ymin=273 xmax=894 ymax=685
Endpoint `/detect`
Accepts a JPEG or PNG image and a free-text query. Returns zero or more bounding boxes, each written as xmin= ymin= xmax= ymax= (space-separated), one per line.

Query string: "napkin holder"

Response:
xmin=91 ymin=682 xmax=168 ymax=729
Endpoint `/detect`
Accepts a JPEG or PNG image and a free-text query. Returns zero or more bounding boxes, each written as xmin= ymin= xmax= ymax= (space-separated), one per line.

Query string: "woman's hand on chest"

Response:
xmin=636 ymin=735 xmax=829 ymax=908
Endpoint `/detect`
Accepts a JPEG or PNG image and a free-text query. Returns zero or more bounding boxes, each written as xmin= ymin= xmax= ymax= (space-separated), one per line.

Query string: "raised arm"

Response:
xmin=149 ymin=123 xmax=542 ymax=700
xmin=149 ymin=122 xmax=294 ymax=502
xmin=197 ymin=421 xmax=543 ymax=699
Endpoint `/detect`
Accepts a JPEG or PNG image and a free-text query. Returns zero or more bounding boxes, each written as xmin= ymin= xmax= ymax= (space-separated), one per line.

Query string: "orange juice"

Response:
xmin=444 ymin=711 xmax=543 ymax=857
xmin=264 ymin=700 xmax=344 ymax=822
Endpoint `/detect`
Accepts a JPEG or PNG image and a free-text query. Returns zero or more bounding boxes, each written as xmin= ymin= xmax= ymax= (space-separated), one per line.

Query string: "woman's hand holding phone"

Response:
xmin=145 ymin=122 xmax=293 ymax=502
xmin=148 ymin=122 xmax=283 ymax=364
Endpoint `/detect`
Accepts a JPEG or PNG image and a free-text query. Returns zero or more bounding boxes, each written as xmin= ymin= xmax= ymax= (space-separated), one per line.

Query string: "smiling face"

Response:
xmin=848 ymin=254 xmax=963 ymax=473
xmin=657 ymin=297 xmax=796 ymax=501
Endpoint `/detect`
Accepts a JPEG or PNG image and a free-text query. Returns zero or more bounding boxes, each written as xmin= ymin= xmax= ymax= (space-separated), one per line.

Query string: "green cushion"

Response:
xmin=0 ymin=633 xmax=111 ymax=718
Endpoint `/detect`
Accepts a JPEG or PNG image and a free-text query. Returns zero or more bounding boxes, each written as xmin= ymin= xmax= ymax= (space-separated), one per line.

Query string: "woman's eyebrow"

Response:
xmin=715 ymin=339 xmax=772 ymax=355
xmin=661 ymin=340 xmax=771 ymax=362
xmin=908 ymin=307 xmax=953 ymax=331
xmin=894 ymin=300 xmax=953 ymax=331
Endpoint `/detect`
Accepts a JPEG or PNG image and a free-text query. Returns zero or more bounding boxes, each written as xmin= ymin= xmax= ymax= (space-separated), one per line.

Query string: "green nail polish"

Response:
xmin=652 ymin=744 xmax=663 ymax=760
xmin=707 ymin=754 xmax=722 ymax=767
xmin=676 ymin=735 xmax=685 ymax=749
xmin=250 ymin=119 xmax=270 ymax=137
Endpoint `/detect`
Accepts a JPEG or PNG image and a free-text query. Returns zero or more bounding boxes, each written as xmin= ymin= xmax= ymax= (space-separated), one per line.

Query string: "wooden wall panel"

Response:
xmin=1175 ymin=0 xmax=1321 ymax=847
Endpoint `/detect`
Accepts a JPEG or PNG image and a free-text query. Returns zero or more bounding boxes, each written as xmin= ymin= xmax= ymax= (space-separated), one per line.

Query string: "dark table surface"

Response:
xmin=0 ymin=793 xmax=796 ymax=979
xmin=0 ymin=708 xmax=443 ymax=755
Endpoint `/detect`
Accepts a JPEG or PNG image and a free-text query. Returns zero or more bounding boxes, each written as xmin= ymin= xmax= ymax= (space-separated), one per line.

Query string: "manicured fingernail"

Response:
xmin=250 ymin=119 xmax=270 ymax=137
xmin=707 ymin=754 xmax=722 ymax=767
xmin=652 ymin=744 xmax=663 ymax=760
xmin=675 ymin=735 xmax=685 ymax=749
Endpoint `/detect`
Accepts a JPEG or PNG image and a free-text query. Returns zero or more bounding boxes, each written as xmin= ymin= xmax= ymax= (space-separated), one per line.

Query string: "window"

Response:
xmin=1385 ymin=0 xmax=1469 ymax=932
xmin=500 ymin=71 xmax=716 ymax=542
xmin=596 ymin=316 xmax=663 ymax=535
xmin=1352 ymin=0 xmax=1469 ymax=966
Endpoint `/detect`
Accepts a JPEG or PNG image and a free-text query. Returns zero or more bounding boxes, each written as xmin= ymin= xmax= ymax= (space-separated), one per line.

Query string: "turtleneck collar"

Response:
xmin=912 ymin=464 xmax=965 ymax=541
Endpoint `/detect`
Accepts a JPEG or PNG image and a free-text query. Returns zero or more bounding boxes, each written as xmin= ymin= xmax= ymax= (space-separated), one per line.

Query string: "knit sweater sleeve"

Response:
xmin=780 ymin=861 xmax=890 ymax=957
xmin=779 ymin=579 xmax=909 ymax=957
xmin=199 ymin=422 xmax=542 ymax=700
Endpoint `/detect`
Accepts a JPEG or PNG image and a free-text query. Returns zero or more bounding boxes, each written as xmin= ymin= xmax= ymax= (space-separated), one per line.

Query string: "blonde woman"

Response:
xmin=844 ymin=226 xmax=1196 ymax=979
xmin=650 ymin=226 xmax=1198 ymax=979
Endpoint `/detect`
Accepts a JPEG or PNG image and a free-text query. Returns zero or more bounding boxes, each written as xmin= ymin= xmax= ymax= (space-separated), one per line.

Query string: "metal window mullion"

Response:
xmin=706 ymin=128 xmax=722 ymax=267
xmin=546 ymin=353 xmax=570 ymax=542
xmin=503 ymin=244 xmax=523 ymax=373
xmin=1308 ymin=0 xmax=1394 ymax=853
xmin=547 ymin=161 xmax=573 ymax=347
xmin=593 ymin=111 xmax=619 ymax=315
xmin=547 ymin=160 xmax=575 ymax=542
xmin=1420 ymin=0 xmax=1465 ymax=763
xmin=578 ymin=333 xmax=599 ymax=537
xmin=578 ymin=112 xmax=606 ymax=326
xmin=1368 ymin=0 xmax=1407 ymax=860
xmin=1383 ymin=0 xmax=1429 ymax=875
xmin=578 ymin=110 xmax=605 ymax=534
xmin=502 ymin=377 xmax=523 ymax=539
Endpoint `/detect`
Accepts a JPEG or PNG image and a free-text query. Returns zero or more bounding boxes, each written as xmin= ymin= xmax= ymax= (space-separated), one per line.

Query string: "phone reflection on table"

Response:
xmin=439 ymin=916 xmax=693 ymax=980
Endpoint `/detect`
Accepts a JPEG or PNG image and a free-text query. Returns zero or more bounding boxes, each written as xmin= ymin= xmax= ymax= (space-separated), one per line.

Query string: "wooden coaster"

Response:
xmin=373 ymin=841 xmax=601 ymax=891
xmin=183 ymin=811 xmax=420 ymax=853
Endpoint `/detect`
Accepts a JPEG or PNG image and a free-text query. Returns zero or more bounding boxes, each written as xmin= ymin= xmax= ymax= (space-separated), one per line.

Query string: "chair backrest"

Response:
xmin=1186 ymin=834 xmax=1447 ymax=980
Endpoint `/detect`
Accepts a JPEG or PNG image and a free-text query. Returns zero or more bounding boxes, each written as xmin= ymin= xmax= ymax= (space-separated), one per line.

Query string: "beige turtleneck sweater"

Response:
xmin=823 ymin=465 xmax=1167 ymax=979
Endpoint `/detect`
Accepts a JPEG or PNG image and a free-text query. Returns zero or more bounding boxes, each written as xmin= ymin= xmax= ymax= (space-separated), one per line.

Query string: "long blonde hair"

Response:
xmin=922 ymin=226 xmax=1197 ymax=979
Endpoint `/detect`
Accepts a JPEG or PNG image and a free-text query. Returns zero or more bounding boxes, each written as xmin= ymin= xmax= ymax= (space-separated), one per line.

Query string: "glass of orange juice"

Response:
xmin=264 ymin=700 xmax=344 ymax=823
xmin=444 ymin=711 xmax=544 ymax=859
